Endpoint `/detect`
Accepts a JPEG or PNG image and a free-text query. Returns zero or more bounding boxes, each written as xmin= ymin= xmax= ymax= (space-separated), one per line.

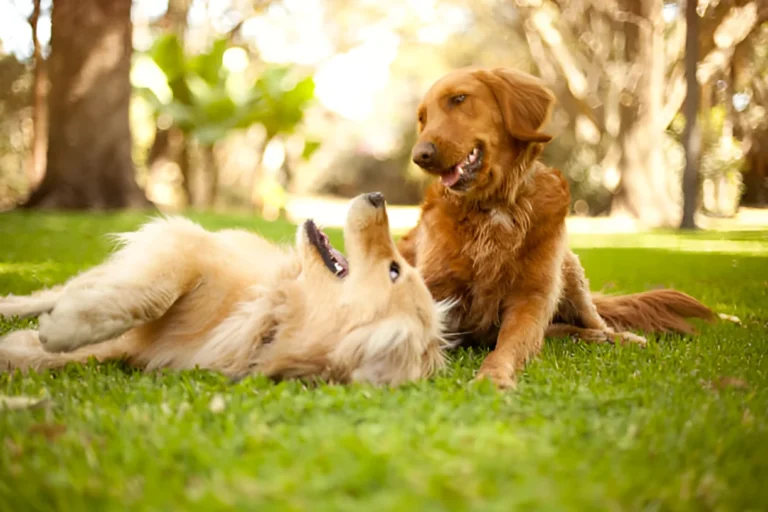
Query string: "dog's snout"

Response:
xmin=412 ymin=141 xmax=437 ymax=168
xmin=366 ymin=192 xmax=385 ymax=208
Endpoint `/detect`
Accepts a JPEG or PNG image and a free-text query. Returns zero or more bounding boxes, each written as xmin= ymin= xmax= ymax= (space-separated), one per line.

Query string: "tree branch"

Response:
xmin=661 ymin=0 xmax=768 ymax=128
xmin=516 ymin=3 xmax=605 ymax=133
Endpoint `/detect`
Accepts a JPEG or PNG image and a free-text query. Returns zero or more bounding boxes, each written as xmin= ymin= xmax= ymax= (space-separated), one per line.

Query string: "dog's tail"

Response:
xmin=593 ymin=289 xmax=715 ymax=335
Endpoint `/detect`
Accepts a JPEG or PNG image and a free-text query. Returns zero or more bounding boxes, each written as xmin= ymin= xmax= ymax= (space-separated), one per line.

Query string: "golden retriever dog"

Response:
xmin=398 ymin=67 xmax=714 ymax=389
xmin=0 ymin=193 xmax=451 ymax=385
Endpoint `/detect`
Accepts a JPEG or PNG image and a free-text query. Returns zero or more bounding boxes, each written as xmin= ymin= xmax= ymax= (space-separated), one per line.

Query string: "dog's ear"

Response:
xmin=473 ymin=68 xmax=555 ymax=143
xmin=333 ymin=317 xmax=427 ymax=386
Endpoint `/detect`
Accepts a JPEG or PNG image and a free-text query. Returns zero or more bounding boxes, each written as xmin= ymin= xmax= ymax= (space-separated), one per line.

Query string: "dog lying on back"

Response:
xmin=399 ymin=67 xmax=714 ymax=389
xmin=0 ymin=193 xmax=451 ymax=385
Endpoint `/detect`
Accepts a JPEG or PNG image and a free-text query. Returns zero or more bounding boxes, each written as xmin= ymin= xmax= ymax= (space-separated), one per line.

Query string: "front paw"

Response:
xmin=474 ymin=357 xmax=517 ymax=390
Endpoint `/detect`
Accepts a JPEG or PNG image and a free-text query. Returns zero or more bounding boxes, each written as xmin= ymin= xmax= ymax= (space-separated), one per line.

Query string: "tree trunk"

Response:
xmin=25 ymin=0 xmax=48 ymax=190
xmin=680 ymin=0 xmax=701 ymax=229
xmin=742 ymin=135 xmax=767 ymax=207
xmin=201 ymin=144 xmax=218 ymax=208
xmin=146 ymin=124 xmax=191 ymax=206
xmin=146 ymin=0 xmax=192 ymax=206
xmin=611 ymin=0 xmax=680 ymax=227
xmin=24 ymin=0 xmax=149 ymax=210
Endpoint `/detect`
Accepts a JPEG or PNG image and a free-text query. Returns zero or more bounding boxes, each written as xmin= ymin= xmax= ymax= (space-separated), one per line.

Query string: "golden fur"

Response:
xmin=0 ymin=194 xmax=451 ymax=386
xmin=400 ymin=67 xmax=714 ymax=388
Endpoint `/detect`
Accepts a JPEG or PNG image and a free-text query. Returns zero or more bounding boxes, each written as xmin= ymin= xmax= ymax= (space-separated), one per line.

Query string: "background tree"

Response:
xmin=2 ymin=0 xmax=766 ymax=221
xmin=25 ymin=0 xmax=48 ymax=190
xmin=681 ymin=0 xmax=701 ymax=229
xmin=144 ymin=0 xmax=192 ymax=206
xmin=25 ymin=0 xmax=149 ymax=209
xmin=507 ymin=0 xmax=767 ymax=226
xmin=137 ymin=34 xmax=316 ymax=209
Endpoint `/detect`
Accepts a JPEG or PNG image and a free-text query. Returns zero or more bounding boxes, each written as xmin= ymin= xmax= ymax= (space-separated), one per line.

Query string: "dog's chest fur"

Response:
xmin=413 ymin=166 xmax=569 ymax=346
xmin=416 ymin=197 xmax=531 ymax=344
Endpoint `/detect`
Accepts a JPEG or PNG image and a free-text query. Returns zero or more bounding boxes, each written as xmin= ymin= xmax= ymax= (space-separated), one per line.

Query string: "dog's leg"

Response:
xmin=37 ymin=267 xmax=192 ymax=353
xmin=558 ymin=251 xmax=610 ymax=329
xmin=475 ymin=292 xmax=552 ymax=389
xmin=0 ymin=329 xmax=135 ymax=373
xmin=474 ymin=236 xmax=568 ymax=389
xmin=557 ymin=250 xmax=647 ymax=345
xmin=0 ymin=285 xmax=65 ymax=319
xmin=33 ymin=243 xmax=199 ymax=353
xmin=545 ymin=324 xmax=647 ymax=346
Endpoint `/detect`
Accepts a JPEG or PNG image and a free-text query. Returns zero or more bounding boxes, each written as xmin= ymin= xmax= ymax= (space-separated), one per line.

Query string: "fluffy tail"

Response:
xmin=593 ymin=289 xmax=715 ymax=335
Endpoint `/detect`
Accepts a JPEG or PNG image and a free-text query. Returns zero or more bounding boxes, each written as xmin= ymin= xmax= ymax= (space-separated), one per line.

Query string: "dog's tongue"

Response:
xmin=441 ymin=167 xmax=461 ymax=188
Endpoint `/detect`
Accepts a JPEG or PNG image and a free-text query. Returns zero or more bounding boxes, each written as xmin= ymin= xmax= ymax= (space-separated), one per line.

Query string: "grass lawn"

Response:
xmin=1 ymin=211 xmax=766 ymax=511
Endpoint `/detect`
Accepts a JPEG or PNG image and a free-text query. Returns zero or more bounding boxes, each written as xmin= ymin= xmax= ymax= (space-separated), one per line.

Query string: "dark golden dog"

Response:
xmin=399 ymin=67 xmax=713 ymax=389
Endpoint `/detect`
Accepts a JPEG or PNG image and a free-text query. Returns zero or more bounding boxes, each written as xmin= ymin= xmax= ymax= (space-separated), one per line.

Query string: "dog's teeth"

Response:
xmin=334 ymin=263 xmax=342 ymax=273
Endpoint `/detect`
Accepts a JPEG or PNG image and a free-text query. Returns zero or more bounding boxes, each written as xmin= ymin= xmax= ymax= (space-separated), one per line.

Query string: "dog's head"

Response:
xmin=264 ymin=193 xmax=451 ymax=386
xmin=412 ymin=67 xmax=555 ymax=197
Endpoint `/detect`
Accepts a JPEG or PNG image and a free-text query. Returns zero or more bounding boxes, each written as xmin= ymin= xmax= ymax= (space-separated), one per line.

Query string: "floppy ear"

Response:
xmin=333 ymin=317 xmax=434 ymax=386
xmin=473 ymin=68 xmax=555 ymax=143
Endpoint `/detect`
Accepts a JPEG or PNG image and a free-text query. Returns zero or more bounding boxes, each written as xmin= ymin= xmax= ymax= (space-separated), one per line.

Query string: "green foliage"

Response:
xmin=1 ymin=212 xmax=767 ymax=510
xmin=253 ymin=67 xmax=316 ymax=139
xmin=137 ymin=34 xmax=316 ymax=146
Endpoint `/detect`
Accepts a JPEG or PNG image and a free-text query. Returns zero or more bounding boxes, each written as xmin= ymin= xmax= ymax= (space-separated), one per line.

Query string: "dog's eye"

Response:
xmin=450 ymin=94 xmax=466 ymax=105
xmin=389 ymin=262 xmax=400 ymax=282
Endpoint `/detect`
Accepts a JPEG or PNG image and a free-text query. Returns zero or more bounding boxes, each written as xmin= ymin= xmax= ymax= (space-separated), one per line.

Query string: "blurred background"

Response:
xmin=0 ymin=0 xmax=766 ymax=229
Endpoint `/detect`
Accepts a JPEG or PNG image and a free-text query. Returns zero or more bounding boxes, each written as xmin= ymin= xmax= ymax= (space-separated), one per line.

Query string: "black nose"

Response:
xmin=366 ymin=192 xmax=385 ymax=208
xmin=412 ymin=141 xmax=437 ymax=168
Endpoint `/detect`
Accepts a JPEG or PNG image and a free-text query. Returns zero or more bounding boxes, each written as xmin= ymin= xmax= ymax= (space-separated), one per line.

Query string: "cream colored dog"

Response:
xmin=0 ymin=193 xmax=451 ymax=385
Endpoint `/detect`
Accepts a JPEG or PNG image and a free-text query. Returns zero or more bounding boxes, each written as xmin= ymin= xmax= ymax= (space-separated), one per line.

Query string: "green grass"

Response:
xmin=1 ymin=211 xmax=766 ymax=511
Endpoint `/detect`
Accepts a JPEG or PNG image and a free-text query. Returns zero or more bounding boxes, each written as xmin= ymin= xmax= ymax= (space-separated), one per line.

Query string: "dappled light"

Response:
xmin=0 ymin=0 xmax=766 ymax=221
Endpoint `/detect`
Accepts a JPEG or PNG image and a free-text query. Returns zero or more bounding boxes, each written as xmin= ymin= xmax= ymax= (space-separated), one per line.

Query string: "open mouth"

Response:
xmin=304 ymin=220 xmax=349 ymax=278
xmin=440 ymin=145 xmax=483 ymax=189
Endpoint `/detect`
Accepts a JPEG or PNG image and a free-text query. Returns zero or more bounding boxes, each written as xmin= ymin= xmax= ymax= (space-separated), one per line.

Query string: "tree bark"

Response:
xmin=24 ymin=0 xmax=149 ymax=209
xmin=680 ymin=0 xmax=701 ymax=229
xmin=201 ymin=144 xmax=218 ymax=208
xmin=26 ymin=0 xmax=48 ymax=190
xmin=611 ymin=0 xmax=680 ymax=227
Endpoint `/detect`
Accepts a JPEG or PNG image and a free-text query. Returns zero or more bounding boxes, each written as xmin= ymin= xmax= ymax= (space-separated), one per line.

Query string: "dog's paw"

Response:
xmin=718 ymin=313 xmax=741 ymax=325
xmin=474 ymin=358 xmax=517 ymax=390
xmin=38 ymin=301 xmax=105 ymax=353
xmin=37 ymin=290 xmax=130 ymax=353
xmin=473 ymin=369 xmax=517 ymax=390
xmin=37 ymin=311 xmax=86 ymax=353
xmin=612 ymin=331 xmax=647 ymax=347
